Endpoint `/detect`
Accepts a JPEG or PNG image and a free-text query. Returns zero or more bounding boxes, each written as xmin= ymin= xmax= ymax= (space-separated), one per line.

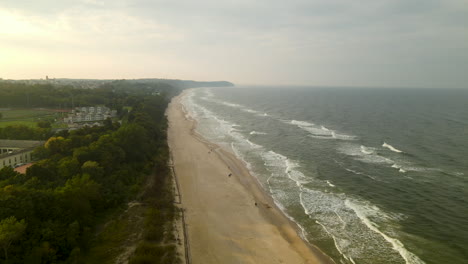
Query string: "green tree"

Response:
xmin=37 ymin=120 xmax=52 ymax=129
xmin=0 ymin=216 xmax=27 ymax=261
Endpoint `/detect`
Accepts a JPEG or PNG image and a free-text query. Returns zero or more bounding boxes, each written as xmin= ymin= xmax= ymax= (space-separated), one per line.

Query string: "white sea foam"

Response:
xmin=333 ymin=133 xmax=357 ymax=140
xmin=288 ymin=119 xmax=356 ymax=140
xmin=341 ymin=144 xmax=430 ymax=174
xmin=182 ymin=90 xmax=248 ymax=146
xmin=261 ymin=150 xmax=309 ymax=187
xmin=360 ymin=145 xmax=374 ymax=155
xmin=300 ymin=187 xmax=424 ymax=264
xmin=249 ymin=131 xmax=267 ymax=135
xmin=220 ymin=101 xmax=244 ymax=108
xmin=391 ymin=162 xmax=438 ymax=174
xmin=244 ymin=109 xmax=261 ymax=114
xmin=230 ymin=142 xmax=255 ymax=173
xmin=210 ymin=99 xmax=269 ymax=117
xmin=383 ymin=142 xmax=403 ymax=153
xmin=184 ymin=88 xmax=426 ymax=264
xmin=326 ymin=180 xmax=336 ymax=187
xmin=204 ymin=88 xmax=215 ymax=98
xmin=345 ymin=168 xmax=377 ymax=180
xmin=339 ymin=143 xmax=394 ymax=165
xmin=290 ymin=120 xmax=315 ymax=127
xmin=316 ymin=220 xmax=356 ymax=264
xmin=301 ymin=189 xmax=402 ymax=263
xmin=246 ymin=139 xmax=261 ymax=148
xmin=346 ymin=200 xmax=426 ymax=264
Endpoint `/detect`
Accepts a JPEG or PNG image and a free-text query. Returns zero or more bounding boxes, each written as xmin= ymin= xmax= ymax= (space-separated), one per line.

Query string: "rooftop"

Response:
xmin=0 ymin=140 xmax=44 ymax=149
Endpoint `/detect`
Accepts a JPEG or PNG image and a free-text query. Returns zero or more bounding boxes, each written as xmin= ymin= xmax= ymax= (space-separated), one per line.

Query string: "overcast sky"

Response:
xmin=1 ymin=0 xmax=467 ymax=88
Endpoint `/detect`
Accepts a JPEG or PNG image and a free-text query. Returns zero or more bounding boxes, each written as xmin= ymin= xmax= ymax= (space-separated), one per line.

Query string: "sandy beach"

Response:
xmin=167 ymin=91 xmax=333 ymax=264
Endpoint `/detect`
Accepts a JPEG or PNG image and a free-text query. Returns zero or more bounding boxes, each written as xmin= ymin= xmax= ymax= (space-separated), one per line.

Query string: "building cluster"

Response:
xmin=64 ymin=106 xmax=117 ymax=124
xmin=0 ymin=140 xmax=43 ymax=169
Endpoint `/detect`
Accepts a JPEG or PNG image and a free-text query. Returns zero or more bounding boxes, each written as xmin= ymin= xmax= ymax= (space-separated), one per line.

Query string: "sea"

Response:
xmin=180 ymin=86 xmax=468 ymax=264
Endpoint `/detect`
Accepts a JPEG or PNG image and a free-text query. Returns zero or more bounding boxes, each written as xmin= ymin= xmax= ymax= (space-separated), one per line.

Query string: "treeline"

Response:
xmin=0 ymin=88 xmax=177 ymax=263
xmin=0 ymin=80 xmax=181 ymax=109
xmin=0 ymin=126 xmax=52 ymax=140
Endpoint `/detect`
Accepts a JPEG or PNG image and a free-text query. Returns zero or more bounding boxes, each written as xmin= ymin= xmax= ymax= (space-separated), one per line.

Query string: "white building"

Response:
xmin=0 ymin=140 xmax=43 ymax=169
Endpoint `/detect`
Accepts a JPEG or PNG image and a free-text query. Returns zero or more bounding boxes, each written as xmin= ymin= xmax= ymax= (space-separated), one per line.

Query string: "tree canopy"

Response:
xmin=0 ymin=82 xmax=179 ymax=263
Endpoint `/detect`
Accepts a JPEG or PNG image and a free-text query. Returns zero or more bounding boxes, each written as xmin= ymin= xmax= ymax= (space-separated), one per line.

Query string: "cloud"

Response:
xmin=0 ymin=0 xmax=467 ymax=87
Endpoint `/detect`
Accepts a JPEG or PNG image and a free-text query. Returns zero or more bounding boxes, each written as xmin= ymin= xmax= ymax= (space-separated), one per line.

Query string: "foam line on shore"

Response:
xmin=180 ymin=89 xmax=425 ymax=264
xmin=175 ymin=89 xmax=334 ymax=264
xmin=346 ymin=200 xmax=425 ymax=264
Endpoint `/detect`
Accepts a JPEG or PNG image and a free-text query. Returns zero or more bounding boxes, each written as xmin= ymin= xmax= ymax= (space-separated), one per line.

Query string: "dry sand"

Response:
xmin=167 ymin=91 xmax=333 ymax=264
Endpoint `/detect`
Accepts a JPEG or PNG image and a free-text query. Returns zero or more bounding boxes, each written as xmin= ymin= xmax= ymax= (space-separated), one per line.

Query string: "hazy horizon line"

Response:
xmin=3 ymin=77 xmax=467 ymax=90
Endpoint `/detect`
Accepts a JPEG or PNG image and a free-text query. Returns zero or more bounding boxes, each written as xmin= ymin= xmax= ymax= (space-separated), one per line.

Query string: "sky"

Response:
xmin=1 ymin=0 xmax=467 ymax=88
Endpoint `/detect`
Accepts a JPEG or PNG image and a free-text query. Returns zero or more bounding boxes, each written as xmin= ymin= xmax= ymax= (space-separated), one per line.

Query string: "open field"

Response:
xmin=0 ymin=108 xmax=66 ymax=128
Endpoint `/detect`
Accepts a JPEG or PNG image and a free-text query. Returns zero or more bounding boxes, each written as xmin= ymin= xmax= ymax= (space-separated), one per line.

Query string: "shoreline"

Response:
xmin=168 ymin=90 xmax=334 ymax=263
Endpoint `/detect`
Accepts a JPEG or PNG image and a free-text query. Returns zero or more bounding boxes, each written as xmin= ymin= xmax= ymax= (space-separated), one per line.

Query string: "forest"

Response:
xmin=0 ymin=81 xmax=181 ymax=263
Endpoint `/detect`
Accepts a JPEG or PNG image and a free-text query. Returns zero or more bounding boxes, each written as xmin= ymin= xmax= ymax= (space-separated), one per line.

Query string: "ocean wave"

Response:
xmin=204 ymin=88 xmax=215 ymax=98
xmin=261 ymin=150 xmax=310 ymax=187
xmin=290 ymin=120 xmax=315 ymax=127
xmin=230 ymin=142 xmax=256 ymax=174
xmin=332 ymin=132 xmax=357 ymax=140
xmin=300 ymin=189 xmax=414 ymax=263
xmin=345 ymin=168 xmax=377 ymax=180
xmin=360 ymin=145 xmax=374 ymax=155
xmin=182 ymin=90 xmax=246 ymax=144
xmin=207 ymin=99 xmax=269 ymax=117
xmin=346 ymin=200 xmax=425 ymax=264
xmin=339 ymin=144 xmax=434 ymax=174
xmin=339 ymin=143 xmax=394 ymax=165
xmin=288 ymin=119 xmax=356 ymax=140
xmin=249 ymin=131 xmax=267 ymax=135
xmin=383 ymin=142 xmax=403 ymax=153
xmin=391 ymin=163 xmax=440 ymax=174
xmin=326 ymin=180 xmax=336 ymax=187
xmin=246 ymin=139 xmax=262 ymax=148
xmin=220 ymin=101 xmax=245 ymax=108
xmin=315 ymin=220 xmax=357 ymax=264
xmin=300 ymin=187 xmax=423 ymax=264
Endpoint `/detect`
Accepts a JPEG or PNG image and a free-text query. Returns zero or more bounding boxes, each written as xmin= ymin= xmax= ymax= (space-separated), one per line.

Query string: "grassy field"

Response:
xmin=0 ymin=108 xmax=65 ymax=128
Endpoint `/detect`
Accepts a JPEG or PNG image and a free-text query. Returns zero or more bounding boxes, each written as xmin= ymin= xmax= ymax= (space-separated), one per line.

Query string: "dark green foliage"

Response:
xmin=0 ymin=216 xmax=27 ymax=260
xmin=37 ymin=120 xmax=52 ymax=129
xmin=0 ymin=82 xmax=179 ymax=263
xmin=0 ymin=125 xmax=51 ymax=140
xmin=129 ymin=243 xmax=177 ymax=264
xmin=128 ymin=140 xmax=179 ymax=263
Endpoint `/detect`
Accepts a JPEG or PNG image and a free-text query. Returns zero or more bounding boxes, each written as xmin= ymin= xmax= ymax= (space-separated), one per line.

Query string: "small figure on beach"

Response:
xmin=228 ymin=173 xmax=232 ymax=177
xmin=254 ymin=202 xmax=257 ymax=206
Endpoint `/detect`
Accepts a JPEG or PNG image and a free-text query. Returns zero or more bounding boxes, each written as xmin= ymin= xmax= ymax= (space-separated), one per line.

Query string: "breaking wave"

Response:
xmin=287 ymin=119 xmax=356 ymax=140
xmin=383 ymin=142 xmax=403 ymax=153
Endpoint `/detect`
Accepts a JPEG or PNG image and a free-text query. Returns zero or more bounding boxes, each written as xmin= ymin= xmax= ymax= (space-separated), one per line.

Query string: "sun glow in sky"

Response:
xmin=1 ymin=0 xmax=468 ymax=88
